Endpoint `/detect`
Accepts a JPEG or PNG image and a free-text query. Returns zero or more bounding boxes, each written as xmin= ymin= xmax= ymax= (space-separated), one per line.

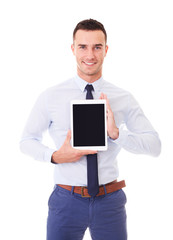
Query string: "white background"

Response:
xmin=0 ymin=0 xmax=173 ymax=239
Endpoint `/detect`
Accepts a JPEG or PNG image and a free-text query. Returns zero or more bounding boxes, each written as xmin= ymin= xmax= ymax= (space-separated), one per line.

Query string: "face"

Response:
xmin=71 ymin=30 xmax=108 ymax=83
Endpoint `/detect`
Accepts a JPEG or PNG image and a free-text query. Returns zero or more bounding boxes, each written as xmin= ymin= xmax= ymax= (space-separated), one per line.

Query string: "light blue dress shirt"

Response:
xmin=20 ymin=75 xmax=161 ymax=186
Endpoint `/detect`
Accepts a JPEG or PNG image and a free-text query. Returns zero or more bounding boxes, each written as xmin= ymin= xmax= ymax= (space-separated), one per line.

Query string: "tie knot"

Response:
xmin=85 ymin=84 xmax=94 ymax=93
xmin=85 ymin=84 xmax=94 ymax=99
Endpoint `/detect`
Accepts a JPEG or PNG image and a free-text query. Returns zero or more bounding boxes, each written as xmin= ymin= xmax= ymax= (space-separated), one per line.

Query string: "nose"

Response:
xmin=86 ymin=47 xmax=95 ymax=59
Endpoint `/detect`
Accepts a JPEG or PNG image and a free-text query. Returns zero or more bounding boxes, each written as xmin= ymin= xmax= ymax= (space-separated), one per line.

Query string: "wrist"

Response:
xmin=51 ymin=149 xmax=68 ymax=164
xmin=51 ymin=151 xmax=58 ymax=164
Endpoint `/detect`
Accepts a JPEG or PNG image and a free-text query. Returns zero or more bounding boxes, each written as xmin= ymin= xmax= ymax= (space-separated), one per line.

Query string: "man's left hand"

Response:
xmin=100 ymin=93 xmax=119 ymax=140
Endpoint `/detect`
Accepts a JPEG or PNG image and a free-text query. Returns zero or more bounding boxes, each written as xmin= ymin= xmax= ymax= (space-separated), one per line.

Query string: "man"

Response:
xmin=20 ymin=19 xmax=161 ymax=240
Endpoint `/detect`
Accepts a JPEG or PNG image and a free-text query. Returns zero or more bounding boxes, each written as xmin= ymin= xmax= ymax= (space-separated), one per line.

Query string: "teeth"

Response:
xmin=85 ymin=62 xmax=94 ymax=65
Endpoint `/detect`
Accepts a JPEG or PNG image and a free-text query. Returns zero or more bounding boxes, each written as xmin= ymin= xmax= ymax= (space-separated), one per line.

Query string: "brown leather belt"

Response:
xmin=58 ymin=180 xmax=126 ymax=197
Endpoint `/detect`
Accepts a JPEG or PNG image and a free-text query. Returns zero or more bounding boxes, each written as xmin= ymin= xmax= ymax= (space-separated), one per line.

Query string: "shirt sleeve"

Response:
xmin=111 ymin=94 xmax=161 ymax=157
xmin=20 ymin=91 xmax=56 ymax=162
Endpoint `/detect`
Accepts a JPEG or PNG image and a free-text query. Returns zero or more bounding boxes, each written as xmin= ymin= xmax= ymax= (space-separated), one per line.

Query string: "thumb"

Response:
xmin=65 ymin=130 xmax=71 ymax=143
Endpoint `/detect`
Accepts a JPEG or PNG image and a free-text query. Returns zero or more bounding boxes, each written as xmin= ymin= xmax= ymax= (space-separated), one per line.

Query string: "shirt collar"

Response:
xmin=74 ymin=74 xmax=104 ymax=92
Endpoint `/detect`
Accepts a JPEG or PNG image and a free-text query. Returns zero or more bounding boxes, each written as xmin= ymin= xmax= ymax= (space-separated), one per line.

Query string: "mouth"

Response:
xmin=83 ymin=61 xmax=96 ymax=66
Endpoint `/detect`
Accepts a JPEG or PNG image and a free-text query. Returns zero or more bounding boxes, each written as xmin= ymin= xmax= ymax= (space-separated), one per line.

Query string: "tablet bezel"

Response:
xmin=71 ymin=99 xmax=107 ymax=151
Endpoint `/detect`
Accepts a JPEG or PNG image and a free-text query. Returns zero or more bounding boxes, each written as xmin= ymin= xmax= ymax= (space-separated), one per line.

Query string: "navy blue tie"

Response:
xmin=85 ymin=84 xmax=99 ymax=197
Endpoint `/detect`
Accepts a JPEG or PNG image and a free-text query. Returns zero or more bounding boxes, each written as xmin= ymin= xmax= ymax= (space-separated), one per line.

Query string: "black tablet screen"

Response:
xmin=73 ymin=104 xmax=105 ymax=146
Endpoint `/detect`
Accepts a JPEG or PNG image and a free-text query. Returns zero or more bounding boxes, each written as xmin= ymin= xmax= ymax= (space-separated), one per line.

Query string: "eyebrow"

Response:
xmin=78 ymin=44 xmax=103 ymax=47
xmin=95 ymin=44 xmax=103 ymax=47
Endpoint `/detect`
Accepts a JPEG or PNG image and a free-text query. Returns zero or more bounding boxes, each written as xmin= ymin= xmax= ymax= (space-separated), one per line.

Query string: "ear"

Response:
xmin=105 ymin=45 xmax=108 ymax=57
xmin=71 ymin=44 xmax=75 ymax=56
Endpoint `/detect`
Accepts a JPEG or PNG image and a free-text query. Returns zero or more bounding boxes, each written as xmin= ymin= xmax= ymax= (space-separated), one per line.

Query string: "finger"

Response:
xmin=65 ymin=130 xmax=71 ymax=142
xmin=99 ymin=92 xmax=104 ymax=99
xmin=105 ymin=96 xmax=111 ymax=111
xmin=87 ymin=150 xmax=98 ymax=154
xmin=100 ymin=93 xmax=107 ymax=100
xmin=100 ymin=93 xmax=109 ymax=108
xmin=80 ymin=150 xmax=98 ymax=155
xmin=100 ymin=93 xmax=110 ymax=110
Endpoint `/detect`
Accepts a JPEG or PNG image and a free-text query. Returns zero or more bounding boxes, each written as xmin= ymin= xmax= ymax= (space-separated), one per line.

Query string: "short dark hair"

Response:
xmin=73 ymin=19 xmax=107 ymax=43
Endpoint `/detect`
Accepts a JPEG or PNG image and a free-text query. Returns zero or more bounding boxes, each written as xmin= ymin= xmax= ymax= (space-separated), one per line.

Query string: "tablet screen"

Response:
xmin=71 ymin=100 xmax=107 ymax=150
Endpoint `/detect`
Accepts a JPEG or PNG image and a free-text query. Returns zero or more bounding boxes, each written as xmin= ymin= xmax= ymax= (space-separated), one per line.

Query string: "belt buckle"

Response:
xmin=81 ymin=187 xmax=90 ymax=197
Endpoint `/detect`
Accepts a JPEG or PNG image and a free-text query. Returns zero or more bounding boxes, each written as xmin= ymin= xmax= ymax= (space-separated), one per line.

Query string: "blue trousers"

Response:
xmin=47 ymin=185 xmax=127 ymax=240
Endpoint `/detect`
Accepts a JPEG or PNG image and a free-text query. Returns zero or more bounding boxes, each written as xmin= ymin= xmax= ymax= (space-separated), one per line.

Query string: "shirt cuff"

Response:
xmin=44 ymin=148 xmax=57 ymax=163
xmin=109 ymin=129 xmax=128 ymax=147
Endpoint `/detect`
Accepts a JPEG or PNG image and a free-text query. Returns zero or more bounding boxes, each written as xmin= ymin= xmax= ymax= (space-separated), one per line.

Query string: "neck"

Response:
xmin=77 ymin=71 xmax=102 ymax=83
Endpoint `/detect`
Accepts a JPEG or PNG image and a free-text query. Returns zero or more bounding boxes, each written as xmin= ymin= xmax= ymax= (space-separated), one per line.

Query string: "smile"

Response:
xmin=83 ymin=61 xmax=96 ymax=66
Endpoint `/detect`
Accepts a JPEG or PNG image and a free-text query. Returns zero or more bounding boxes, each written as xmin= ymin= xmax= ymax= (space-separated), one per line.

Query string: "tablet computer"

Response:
xmin=71 ymin=99 xmax=107 ymax=151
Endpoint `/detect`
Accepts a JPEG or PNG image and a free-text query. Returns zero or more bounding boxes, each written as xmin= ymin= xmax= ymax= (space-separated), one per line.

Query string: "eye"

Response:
xmin=95 ymin=46 xmax=102 ymax=50
xmin=79 ymin=45 xmax=86 ymax=49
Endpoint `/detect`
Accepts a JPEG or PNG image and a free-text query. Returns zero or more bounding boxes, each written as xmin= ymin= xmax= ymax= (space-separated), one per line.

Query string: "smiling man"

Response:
xmin=20 ymin=19 xmax=161 ymax=240
xmin=71 ymin=29 xmax=108 ymax=82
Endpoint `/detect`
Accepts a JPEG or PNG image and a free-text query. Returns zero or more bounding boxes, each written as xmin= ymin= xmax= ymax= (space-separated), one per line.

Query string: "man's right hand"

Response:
xmin=51 ymin=130 xmax=97 ymax=164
